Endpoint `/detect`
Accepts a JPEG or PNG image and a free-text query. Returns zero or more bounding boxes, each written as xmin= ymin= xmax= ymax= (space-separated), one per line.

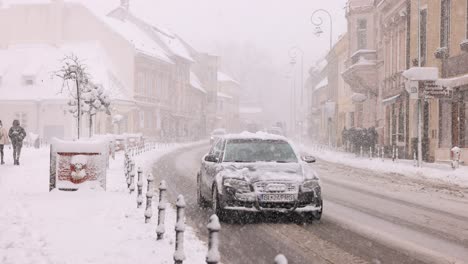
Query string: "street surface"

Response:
xmin=153 ymin=144 xmax=468 ymax=264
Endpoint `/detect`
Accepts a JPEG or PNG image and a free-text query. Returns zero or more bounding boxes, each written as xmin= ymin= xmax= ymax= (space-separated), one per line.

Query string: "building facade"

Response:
xmin=0 ymin=0 xmax=239 ymax=141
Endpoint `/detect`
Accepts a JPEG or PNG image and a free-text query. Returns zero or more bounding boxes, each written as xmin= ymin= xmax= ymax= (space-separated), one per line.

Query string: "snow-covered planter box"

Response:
xmin=460 ymin=39 xmax=468 ymax=52
xmin=49 ymin=138 xmax=109 ymax=191
xmin=434 ymin=47 xmax=449 ymax=59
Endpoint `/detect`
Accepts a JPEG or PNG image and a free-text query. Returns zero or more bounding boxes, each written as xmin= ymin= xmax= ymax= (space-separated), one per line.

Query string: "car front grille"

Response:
xmin=254 ymin=182 xmax=298 ymax=193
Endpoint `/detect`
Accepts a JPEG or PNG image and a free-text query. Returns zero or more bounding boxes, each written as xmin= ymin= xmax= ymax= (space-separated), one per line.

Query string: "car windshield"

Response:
xmin=223 ymin=139 xmax=298 ymax=163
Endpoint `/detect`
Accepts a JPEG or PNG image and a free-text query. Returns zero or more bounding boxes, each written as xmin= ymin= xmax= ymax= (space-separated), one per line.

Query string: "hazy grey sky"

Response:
xmin=129 ymin=0 xmax=348 ymax=69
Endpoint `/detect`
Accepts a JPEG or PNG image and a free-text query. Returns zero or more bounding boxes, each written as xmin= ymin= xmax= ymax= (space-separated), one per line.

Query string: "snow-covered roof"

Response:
xmin=153 ymin=30 xmax=194 ymax=62
xmin=103 ymin=17 xmax=173 ymax=64
xmin=314 ymin=77 xmax=328 ymax=91
xmin=239 ymin=106 xmax=263 ymax=114
xmin=223 ymin=131 xmax=288 ymax=142
xmin=217 ymin=71 xmax=240 ymax=85
xmin=217 ymin=92 xmax=233 ymax=99
xmin=0 ymin=42 xmax=129 ymax=101
xmin=190 ymin=72 xmax=207 ymax=93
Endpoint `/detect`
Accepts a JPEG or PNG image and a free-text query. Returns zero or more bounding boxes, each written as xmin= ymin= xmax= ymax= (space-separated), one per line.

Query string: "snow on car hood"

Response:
xmin=219 ymin=162 xmax=318 ymax=183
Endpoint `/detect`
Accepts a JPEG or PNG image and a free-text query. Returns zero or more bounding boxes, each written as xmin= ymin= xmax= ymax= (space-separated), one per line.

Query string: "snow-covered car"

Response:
xmin=210 ymin=128 xmax=227 ymax=144
xmin=197 ymin=132 xmax=322 ymax=222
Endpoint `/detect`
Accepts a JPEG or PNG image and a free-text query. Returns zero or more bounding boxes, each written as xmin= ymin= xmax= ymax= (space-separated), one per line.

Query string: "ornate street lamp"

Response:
xmin=311 ymin=9 xmax=333 ymax=50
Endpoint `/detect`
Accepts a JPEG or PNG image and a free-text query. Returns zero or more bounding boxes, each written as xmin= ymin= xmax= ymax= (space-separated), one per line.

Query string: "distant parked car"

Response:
xmin=197 ymin=132 xmax=322 ymax=222
xmin=210 ymin=128 xmax=227 ymax=144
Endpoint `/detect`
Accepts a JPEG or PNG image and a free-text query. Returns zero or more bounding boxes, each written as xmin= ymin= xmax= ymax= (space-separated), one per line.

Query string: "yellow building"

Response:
xmin=405 ymin=0 xmax=468 ymax=163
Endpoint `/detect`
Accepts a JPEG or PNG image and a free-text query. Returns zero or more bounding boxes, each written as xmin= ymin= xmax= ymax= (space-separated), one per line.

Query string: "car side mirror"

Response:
xmin=301 ymin=155 xmax=316 ymax=163
xmin=205 ymin=154 xmax=219 ymax=163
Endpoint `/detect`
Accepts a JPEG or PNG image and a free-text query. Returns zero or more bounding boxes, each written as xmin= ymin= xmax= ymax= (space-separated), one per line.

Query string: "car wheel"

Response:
xmin=304 ymin=199 xmax=323 ymax=222
xmin=212 ymin=185 xmax=229 ymax=222
xmin=197 ymin=173 xmax=208 ymax=208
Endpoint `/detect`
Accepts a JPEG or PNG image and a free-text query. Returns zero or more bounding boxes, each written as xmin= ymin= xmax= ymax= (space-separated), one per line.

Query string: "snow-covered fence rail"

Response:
xmin=145 ymin=173 xmax=154 ymax=223
xmin=206 ymin=215 xmax=221 ymax=264
xmin=156 ymin=180 xmax=167 ymax=240
xmin=122 ymin=150 xmax=287 ymax=264
xmin=174 ymin=195 xmax=186 ymax=264
xmin=137 ymin=167 xmax=144 ymax=208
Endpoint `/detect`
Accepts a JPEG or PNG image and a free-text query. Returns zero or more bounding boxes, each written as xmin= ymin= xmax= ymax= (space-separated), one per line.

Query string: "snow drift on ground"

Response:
xmin=304 ymin=145 xmax=468 ymax=188
xmin=0 ymin=142 xmax=207 ymax=264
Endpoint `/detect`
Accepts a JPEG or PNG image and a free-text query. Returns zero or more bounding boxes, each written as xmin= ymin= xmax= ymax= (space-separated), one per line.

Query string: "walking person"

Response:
xmin=9 ymin=120 xmax=26 ymax=166
xmin=0 ymin=120 xmax=8 ymax=165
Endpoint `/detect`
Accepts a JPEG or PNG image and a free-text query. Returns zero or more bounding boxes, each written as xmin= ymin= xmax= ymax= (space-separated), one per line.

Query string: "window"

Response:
xmin=420 ymin=8 xmax=427 ymax=66
xmin=357 ymin=19 xmax=367 ymax=49
xmin=440 ymin=0 xmax=451 ymax=48
xmin=349 ymin=112 xmax=355 ymax=128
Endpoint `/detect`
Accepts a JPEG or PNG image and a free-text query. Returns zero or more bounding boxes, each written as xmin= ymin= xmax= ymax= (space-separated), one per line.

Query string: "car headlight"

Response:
xmin=223 ymin=178 xmax=251 ymax=193
xmin=301 ymin=180 xmax=320 ymax=193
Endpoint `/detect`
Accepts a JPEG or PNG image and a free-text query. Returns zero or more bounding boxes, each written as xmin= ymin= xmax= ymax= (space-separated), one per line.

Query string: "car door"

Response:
xmin=201 ymin=139 xmax=223 ymax=197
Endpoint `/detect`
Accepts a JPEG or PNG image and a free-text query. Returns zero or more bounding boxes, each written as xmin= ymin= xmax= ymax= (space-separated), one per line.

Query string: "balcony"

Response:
xmin=342 ymin=49 xmax=378 ymax=95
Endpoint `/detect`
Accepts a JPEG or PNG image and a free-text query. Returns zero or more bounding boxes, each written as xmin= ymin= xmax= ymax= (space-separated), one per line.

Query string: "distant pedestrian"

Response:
xmin=8 ymin=120 xmax=26 ymax=166
xmin=0 ymin=120 xmax=8 ymax=165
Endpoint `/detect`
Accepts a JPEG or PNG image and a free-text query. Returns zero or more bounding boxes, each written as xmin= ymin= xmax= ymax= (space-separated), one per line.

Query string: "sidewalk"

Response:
xmin=0 ymin=143 xmax=207 ymax=264
xmin=302 ymin=144 xmax=468 ymax=188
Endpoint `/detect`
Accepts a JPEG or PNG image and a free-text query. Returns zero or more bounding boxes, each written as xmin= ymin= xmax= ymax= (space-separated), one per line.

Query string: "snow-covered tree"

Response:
xmin=81 ymin=83 xmax=111 ymax=137
xmin=56 ymin=54 xmax=90 ymax=139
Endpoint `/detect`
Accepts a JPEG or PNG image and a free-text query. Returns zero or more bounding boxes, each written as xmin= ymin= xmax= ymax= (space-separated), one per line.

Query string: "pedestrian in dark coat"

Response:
xmin=9 ymin=120 xmax=26 ymax=165
xmin=0 ymin=120 xmax=8 ymax=165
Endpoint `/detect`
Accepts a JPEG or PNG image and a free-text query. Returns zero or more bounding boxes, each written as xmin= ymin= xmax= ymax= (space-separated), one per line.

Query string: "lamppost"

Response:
xmin=289 ymin=47 xmax=304 ymax=141
xmin=417 ymin=0 xmax=423 ymax=167
xmin=311 ymin=9 xmax=333 ymax=50
xmin=312 ymin=9 xmax=334 ymax=147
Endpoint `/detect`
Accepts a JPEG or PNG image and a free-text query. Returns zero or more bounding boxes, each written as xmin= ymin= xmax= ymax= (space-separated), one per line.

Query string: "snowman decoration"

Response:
xmin=70 ymin=155 xmax=88 ymax=180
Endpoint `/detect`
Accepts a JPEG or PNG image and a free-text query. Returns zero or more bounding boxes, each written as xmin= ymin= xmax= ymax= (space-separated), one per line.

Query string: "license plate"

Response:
xmin=260 ymin=194 xmax=295 ymax=202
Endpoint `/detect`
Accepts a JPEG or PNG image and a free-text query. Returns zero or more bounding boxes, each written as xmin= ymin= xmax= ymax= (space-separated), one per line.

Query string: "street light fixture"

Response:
xmin=311 ymin=9 xmax=333 ymax=50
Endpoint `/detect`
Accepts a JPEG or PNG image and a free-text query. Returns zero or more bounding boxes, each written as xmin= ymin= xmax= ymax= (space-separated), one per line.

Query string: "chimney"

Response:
xmin=120 ymin=0 xmax=129 ymax=11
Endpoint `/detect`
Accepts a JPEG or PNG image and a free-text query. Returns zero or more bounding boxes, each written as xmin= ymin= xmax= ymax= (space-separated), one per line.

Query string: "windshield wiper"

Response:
xmin=275 ymin=160 xmax=290 ymax=163
xmin=234 ymin=160 xmax=252 ymax=163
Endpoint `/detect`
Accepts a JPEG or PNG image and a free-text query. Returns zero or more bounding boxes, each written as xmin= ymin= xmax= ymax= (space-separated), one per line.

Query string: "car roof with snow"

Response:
xmin=222 ymin=131 xmax=289 ymax=142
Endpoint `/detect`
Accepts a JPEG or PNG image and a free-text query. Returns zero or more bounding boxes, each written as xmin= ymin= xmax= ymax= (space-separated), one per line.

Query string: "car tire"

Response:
xmin=304 ymin=199 xmax=323 ymax=223
xmin=197 ymin=172 xmax=208 ymax=208
xmin=212 ymin=185 xmax=229 ymax=222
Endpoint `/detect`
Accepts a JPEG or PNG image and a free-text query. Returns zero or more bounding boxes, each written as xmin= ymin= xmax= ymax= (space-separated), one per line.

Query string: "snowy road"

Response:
xmin=152 ymin=145 xmax=468 ymax=264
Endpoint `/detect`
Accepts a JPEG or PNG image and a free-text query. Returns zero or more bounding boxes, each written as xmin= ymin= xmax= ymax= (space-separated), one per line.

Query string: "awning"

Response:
xmin=402 ymin=67 xmax=438 ymax=81
xmin=382 ymin=94 xmax=401 ymax=105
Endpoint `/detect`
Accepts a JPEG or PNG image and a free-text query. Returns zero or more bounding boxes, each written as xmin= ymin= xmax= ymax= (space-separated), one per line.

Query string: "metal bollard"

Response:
xmin=392 ymin=146 xmax=395 ymax=162
xmin=396 ymin=147 xmax=399 ymax=161
xmin=127 ymin=161 xmax=134 ymax=189
xmin=381 ymin=146 xmax=385 ymax=162
xmin=129 ymin=170 xmax=135 ymax=194
xmin=206 ymin=215 xmax=221 ymax=264
xmin=360 ymin=146 xmax=363 ymax=158
xmin=145 ymin=173 xmax=154 ymax=223
xmin=174 ymin=195 xmax=186 ymax=264
xmin=274 ymin=255 xmax=288 ymax=264
xmin=156 ymin=180 xmax=167 ymax=240
xmin=413 ymin=151 xmax=417 ymax=167
xmin=137 ymin=167 xmax=144 ymax=208
xmin=369 ymin=146 xmax=372 ymax=160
